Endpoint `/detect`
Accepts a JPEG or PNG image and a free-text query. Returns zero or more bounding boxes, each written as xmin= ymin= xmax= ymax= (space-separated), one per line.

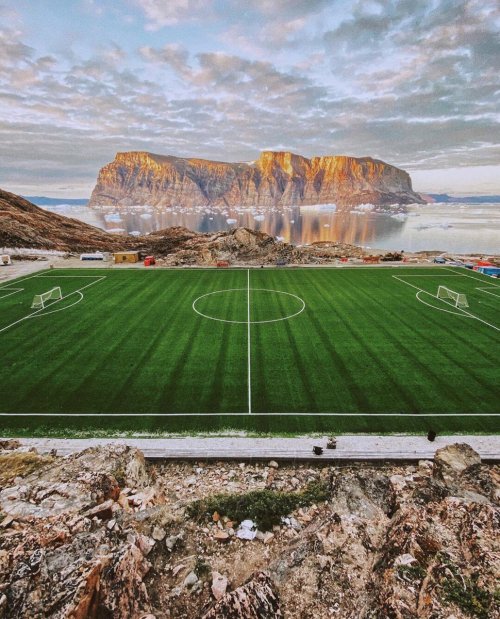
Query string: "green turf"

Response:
xmin=0 ymin=266 xmax=498 ymax=435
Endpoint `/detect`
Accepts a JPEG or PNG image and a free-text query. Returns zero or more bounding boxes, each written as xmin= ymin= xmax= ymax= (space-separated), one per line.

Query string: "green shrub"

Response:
xmin=0 ymin=452 xmax=54 ymax=486
xmin=442 ymin=575 xmax=493 ymax=619
xmin=110 ymin=464 xmax=126 ymax=487
xmin=434 ymin=552 xmax=494 ymax=618
xmin=194 ymin=556 xmax=211 ymax=578
xmin=397 ymin=564 xmax=426 ymax=581
xmin=187 ymin=481 xmax=328 ymax=531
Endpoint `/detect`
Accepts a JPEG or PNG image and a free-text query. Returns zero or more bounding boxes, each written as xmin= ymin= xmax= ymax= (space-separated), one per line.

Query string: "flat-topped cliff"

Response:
xmin=89 ymin=150 xmax=424 ymax=208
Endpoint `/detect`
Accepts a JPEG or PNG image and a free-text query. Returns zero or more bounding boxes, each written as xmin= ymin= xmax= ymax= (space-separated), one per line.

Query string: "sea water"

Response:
xmin=39 ymin=202 xmax=500 ymax=255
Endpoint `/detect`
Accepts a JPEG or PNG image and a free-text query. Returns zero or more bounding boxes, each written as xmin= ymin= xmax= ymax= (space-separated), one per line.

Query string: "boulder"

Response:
xmin=0 ymin=445 xmax=148 ymax=521
xmin=202 ymin=572 xmax=282 ymax=619
xmin=330 ymin=470 xmax=397 ymax=519
xmin=433 ymin=443 xmax=481 ymax=487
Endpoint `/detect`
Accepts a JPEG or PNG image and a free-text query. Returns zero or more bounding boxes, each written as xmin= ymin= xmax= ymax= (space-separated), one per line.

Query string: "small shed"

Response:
xmin=216 ymin=260 xmax=230 ymax=268
xmin=114 ymin=251 xmax=140 ymax=264
xmin=80 ymin=252 xmax=104 ymax=261
xmin=1 ymin=254 xmax=12 ymax=266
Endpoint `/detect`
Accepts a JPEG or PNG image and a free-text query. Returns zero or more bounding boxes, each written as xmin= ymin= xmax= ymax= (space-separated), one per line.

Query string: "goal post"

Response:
xmin=31 ymin=286 xmax=62 ymax=309
xmin=437 ymin=285 xmax=468 ymax=309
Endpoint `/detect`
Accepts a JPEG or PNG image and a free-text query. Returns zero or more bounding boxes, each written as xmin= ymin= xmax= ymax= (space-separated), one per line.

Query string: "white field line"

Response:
xmin=0 ymin=276 xmax=106 ymax=334
xmin=415 ymin=291 xmax=464 ymax=316
xmin=0 ymin=287 xmax=23 ymax=300
xmin=192 ymin=288 xmax=305 ymax=324
xmin=0 ymin=273 xmax=46 ymax=290
xmin=476 ymin=287 xmax=500 ymax=299
xmin=444 ymin=267 xmax=500 ymax=286
xmin=30 ymin=292 xmax=84 ymax=317
xmin=392 ymin=275 xmax=500 ymax=332
xmin=36 ymin=275 xmax=108 ymax=278
xmin=397 ymin=274 xmax=462 ymax=276
xmin=0 ymin=413 xmax=497 ymax=417
xmin=0 ymin=271 xmax=105 ymax=295
xmin=247 ymin=269 xmax=252 ymax=415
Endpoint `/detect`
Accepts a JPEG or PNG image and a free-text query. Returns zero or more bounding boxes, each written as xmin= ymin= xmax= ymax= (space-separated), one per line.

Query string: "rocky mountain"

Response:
xmin=0 ymin=189 xmax=128 ymax=252
xmin=89 ymin=151 xmax=424 ymax=208
xmin=0 ymin=441 xmax=498 ymax=618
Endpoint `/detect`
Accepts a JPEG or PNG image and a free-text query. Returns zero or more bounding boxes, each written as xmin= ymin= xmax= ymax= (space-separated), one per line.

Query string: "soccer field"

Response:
xmin=0 ymin=266 xmax=498 ymax=435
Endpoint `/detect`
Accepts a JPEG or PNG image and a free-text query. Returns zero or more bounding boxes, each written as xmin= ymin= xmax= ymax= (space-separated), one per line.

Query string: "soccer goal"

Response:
xmin=31 ymin=286 xmax=62 ymax=309
xmin=437 ymin=285 xmax=468 ymax=309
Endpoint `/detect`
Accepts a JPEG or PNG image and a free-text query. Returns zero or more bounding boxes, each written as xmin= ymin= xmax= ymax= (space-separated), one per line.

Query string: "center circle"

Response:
xmin=192 ymin=288 xmax=306 ymax=324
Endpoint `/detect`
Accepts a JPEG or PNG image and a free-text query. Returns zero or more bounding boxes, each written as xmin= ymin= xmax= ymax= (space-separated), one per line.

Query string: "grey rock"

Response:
xmin=184 ymin=571 xmax=198 ymax=588
xmin=202 ymin=571 xmax=282 ymax=619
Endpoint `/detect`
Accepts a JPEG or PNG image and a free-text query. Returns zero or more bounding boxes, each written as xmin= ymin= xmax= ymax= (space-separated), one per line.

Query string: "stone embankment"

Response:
xmin=0 ymin=441 xmax=498 ymax=618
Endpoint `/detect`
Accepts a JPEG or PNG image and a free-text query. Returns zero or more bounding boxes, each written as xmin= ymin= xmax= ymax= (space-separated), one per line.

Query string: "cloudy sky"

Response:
xmin=0 ymin=0 xmax=499 ymax=196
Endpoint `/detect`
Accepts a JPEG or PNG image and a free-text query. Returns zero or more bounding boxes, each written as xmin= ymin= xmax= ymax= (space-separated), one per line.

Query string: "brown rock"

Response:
xmin=211 ymin=571 xmax=228 ymax=601
xmin=214 ymin=530 xmax=230 ymax=543
xmin=433 ymin=443 xmax=481 ymax=486
xmin=0 ymin=445 xmax=147 ymax=521
xmin=202 ymin=572 xmax=282 ymax=619
xmin=82 ymin=498 xmax=115 ymax=521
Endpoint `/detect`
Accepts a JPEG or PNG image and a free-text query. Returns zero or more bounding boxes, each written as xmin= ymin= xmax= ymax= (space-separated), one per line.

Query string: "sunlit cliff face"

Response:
xmin=89 ymin=150 xmax=424 ymax=208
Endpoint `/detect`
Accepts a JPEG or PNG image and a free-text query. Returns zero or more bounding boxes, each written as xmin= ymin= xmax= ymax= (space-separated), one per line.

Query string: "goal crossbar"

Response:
xmin=31 ymin=286 xmax=62 ymax=309
xmin=437 ymin=285 xmax=468 ymax=309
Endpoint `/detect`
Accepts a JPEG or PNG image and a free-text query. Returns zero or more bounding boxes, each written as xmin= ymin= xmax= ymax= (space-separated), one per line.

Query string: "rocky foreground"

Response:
xmin=89 ymin=150 xmax=424 ymax=209
xmin=0 ymin=442 xmax=498 ymax=618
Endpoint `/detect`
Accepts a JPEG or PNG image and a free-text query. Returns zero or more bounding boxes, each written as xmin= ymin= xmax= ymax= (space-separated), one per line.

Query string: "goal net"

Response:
xmin=437 ymin=285 xmax=468 ymax=309
xmin=31 ymin=286 xmax=62 ymax=309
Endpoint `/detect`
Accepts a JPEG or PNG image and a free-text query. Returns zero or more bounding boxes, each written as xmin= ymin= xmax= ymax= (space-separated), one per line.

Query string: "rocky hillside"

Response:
xmin=0 ymin=189 xmax=128 ymax=252
xmin=144 ymin=226 xmax=367 ymax=265
xmin=89 ymin=151 xmax=424 ymax=208
xmin=0 ymin=442 xmax=498 ymax=618
xmin=0 ymin=189 xmax=369 ymax=263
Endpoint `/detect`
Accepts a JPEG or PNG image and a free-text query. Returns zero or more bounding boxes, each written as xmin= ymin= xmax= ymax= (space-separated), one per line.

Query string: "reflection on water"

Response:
xmin=41 ymin=203 xmax=500 ymax=254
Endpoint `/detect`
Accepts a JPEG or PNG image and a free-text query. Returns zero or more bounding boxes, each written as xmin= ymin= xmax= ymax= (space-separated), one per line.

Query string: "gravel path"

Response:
xmin=0 ymin=260 xmax=50 ymax=282
xmin=6 ymin=434 xmax=499 ymax=461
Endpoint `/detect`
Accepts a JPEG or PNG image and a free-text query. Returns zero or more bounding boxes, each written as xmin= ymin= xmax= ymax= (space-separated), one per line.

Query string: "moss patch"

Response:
xmin=187 ymin=481 xmax=329 ymax=531
xmin=0 ymin=452 xmax=54 ymax=486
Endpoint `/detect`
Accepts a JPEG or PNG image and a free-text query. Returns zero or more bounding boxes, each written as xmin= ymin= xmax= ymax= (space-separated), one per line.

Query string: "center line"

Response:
xmin=247 ymin=269 xmax=252 ymax=415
